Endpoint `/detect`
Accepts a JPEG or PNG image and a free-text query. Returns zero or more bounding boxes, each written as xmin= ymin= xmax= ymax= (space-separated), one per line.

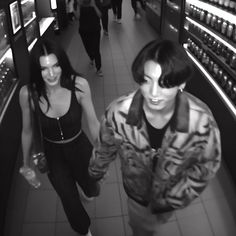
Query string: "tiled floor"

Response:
xmin=4 ymin=2 xmax=236 ymax=236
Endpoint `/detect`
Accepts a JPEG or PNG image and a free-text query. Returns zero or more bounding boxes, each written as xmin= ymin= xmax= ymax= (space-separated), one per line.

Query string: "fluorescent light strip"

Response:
xmin=28 ymin=38 xmax=37 ymax=51
xmin=0 ymin=81 xmax=19 ymax=124
xmin=186 ymin=17 xmax=236 ymax=53
xmin=183 ymin=44 xmax=236 ymax=118
xmin=50 ymin=0 xmax=57 ymax=10
xmin=0 ymin=48 xmax=12 ymax=65
xmin=39 ymin=17 xmax=55 ymax=36
xmin=186 ymin=0 xmax=236 ymax=25
xmin=21 ymin=0 xmax=30 ymax=5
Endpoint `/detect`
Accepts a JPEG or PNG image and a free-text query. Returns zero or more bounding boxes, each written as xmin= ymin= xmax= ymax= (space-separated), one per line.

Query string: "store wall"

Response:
xmin=36 ymin=0 xmax=52 ymax=18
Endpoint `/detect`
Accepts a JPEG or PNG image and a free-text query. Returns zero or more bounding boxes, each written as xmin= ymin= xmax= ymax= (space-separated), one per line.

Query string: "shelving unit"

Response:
xmin=183 ymin=0 xmax=236 ymax=119
xmin=0 ymin=8 xmax=18 ymax=124
xmin=181 ymin=0 xmax=236 ymax=185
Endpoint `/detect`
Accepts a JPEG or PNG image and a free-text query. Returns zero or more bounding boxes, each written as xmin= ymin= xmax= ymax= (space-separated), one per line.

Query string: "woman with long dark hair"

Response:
xmin=19 ymin=38 xmax=99 ymax=236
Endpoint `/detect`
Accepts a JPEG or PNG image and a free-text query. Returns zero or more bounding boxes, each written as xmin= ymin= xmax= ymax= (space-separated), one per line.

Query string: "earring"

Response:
xmin=179 ymin=87 xmax=183 ymax=93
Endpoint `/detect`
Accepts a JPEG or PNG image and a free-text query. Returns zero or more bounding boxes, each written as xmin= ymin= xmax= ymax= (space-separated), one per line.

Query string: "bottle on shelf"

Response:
xmin=218 ymin=0 xmax=224 ymax=7
xmin=226 ymin=79 xmax=233 ymax=95
xmin=226 ymin=22 xmax=234 ymax=39
xmin=216 ymin=17 xmax=223 ymax=32
xmin=206 ymin=12 xmax=213 ymax=25
xmin=217 ymin=69 xmax=224 ymax=82
xmin=223 ymin=0 xmax=231 ymax=10
xmin=221 ymin=20 xmax=228 ymax=35
xmin=229 ymin=53 xmax=236 ymax=69
xmin=229 ymin=0 xmax=236 ymax=12
xmin=231 ymin=84 xmax=236 ymax=101
xmin=211 ymin=15 xmax=217 ymax=29
xmin=19 ymin=167 xmax=41 ymax=188
xmin=221 ymin=73 xmax=228 ymax=87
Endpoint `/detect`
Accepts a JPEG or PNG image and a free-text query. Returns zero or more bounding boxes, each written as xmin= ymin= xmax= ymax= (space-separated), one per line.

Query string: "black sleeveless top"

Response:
xmin=39 ymin=88 xmax=82 ymax=142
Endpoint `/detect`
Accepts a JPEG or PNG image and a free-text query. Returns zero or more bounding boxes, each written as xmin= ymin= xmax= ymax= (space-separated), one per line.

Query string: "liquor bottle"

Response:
xmin=229 ymin=0 xmax=236 ymax=12
xmin=231 ymin=84 xmax=236 ymax=100
xmin=216 ymin=17 xmax=223 ymax=32
xmin=229 ymin=53 xmax=236 ymax=69
xmin=224 ymin=0 xmax=230 ymax=9
xmin=206 ymin=12 xmax=213 ymax=25
xmin=218 ymin=0 xmax=225 ymax=8
xmin=212 ymin=40 xmax=218 ymax=52
xmin=213 ymin=63 xmax=220 ymax=78
xmin=216 ymin=42 xmax=222 ymax=55
xmin=208 ymin=60 xmax=215 ymax=72
xmin=221 ymin=20 xmax=228 ymax=35
xmin=217 ymin=69 xmax=224 ymax=82
xmin=207 ymin=36 xmax=214 ymax=48
xmin=226 ymin=79 xmax=233 ymax=94
xmin=232 ymin=25 xmax=236 ymax=43
xmin=200 ymin=10 xmax=206 ymax=22
xmin=226 ymin=23 xmax=234 ymax=39
xmin=203 ymin=32 xmax=208 ymax=44
xmin=211 ymin=15 xmax=217 ymax=29
xmin=189 ymin=4 xmax=194 ymax=16
xmin=221 ymin=73 xmax=228 ymax=87
xmin=225 ymin=48 xmax=233 ymax=64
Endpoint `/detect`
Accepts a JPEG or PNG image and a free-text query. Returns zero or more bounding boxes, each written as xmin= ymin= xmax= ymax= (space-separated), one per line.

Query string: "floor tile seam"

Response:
xmin=201 ymin=199 xmax=217 ymax=236
xmin=29 ymin=188 xmax=54 ymax=192
xmin=121 ymin=214 xmax=129 ymax=236
xmin=55 ymin=196 xmax=62 ymax=224
xmin=175 ymin=215 xmax=184 ymax=236
xmin=201 ymin=194 xmax=227 ymax=203
xmin=23 ymin=220 xmax=57 ymax=223
xmin=94 ymin=215 xmax=125 ymax=220
xmin=117 ymin=180 xmax=127 ymax=216
xmin=22 ymin=221 xmax=56 ymax=225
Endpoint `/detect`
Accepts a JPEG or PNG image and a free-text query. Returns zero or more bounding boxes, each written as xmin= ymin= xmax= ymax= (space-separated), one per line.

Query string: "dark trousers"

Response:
xmin=131 ymin=0 xmax=146 ymax=14
xmin=111 ymin=0 xmax=123 ymax=19
xmin=101 ymin=6 xmax=110 ymax=32
xmin=45 ymin=132 xmax=99 ymax=234
xmin=79 ymin=29 xmax=101 ymax=70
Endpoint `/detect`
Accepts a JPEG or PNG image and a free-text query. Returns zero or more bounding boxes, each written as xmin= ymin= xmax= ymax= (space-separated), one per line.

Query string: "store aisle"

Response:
xmin=4 ymin=1 xmax=236 ymax=236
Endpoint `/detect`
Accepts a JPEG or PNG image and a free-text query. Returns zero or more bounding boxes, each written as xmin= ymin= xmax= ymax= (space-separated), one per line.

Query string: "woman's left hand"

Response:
xmin=74 ymin=76 xmax=92 ymax=102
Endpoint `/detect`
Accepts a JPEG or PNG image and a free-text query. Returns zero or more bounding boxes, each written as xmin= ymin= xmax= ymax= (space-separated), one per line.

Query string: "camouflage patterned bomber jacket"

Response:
xmin=89 ymin=89 xmax=221 ymax=212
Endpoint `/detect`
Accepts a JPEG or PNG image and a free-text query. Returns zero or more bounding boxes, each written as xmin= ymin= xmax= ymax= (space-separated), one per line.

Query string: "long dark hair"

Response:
xmin=29 ymin=38 xmax=82 ymax=109
xmin=132 ymin=39 xmax=193 ymax=88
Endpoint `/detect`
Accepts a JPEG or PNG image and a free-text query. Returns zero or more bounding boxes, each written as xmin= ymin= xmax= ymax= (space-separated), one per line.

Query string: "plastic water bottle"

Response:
xmin=19 ymin=167 xmax=41 ymax=188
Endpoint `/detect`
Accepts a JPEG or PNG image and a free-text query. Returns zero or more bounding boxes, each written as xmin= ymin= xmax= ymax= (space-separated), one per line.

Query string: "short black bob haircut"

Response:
xmin=131 ymin=39 xmax=193 ymax=88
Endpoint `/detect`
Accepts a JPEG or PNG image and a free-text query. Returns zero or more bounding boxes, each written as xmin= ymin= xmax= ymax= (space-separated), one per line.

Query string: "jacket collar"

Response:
xmin=126 ymin=89 xmax=189 ymax=132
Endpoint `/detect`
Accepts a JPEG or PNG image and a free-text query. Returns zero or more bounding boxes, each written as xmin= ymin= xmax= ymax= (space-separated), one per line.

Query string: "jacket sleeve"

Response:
xmin=88 ymin=108 xmax=122 ymax=180
xmin=151 ymin=115 xmax=221 ymax=211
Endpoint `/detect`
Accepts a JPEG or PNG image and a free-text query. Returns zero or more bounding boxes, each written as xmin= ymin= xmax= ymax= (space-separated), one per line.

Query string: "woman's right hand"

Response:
xmin=19 ymin=166 xmax=41 ymax=188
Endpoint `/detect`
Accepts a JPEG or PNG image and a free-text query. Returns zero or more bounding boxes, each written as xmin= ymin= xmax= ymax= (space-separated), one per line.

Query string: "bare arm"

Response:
xmin=19 ymin=86 xmax=33 ymax=167
xmin=75 ymin=77 xmax=100 ymax=145
xmin=90 ymin=0 xmax=102 ymax=18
